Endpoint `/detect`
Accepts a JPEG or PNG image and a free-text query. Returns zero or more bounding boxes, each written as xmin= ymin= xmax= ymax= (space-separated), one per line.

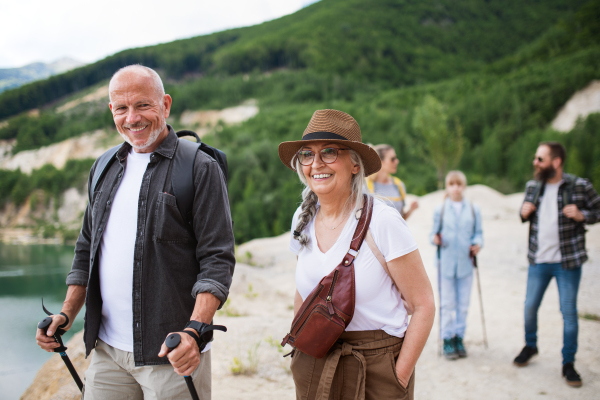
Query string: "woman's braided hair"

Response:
xmin=291 ymin=148 xmax=367 ymax=249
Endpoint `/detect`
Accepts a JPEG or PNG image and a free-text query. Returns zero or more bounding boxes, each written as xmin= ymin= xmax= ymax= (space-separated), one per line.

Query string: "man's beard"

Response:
xmin=535 ymin=165 xmax=556 ymax=182
xmin=118 ymin=118 xmax=165 ymax=151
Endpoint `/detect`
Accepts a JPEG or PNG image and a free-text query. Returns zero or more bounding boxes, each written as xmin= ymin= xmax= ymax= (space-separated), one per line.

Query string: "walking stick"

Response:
xmin=165 ymin=333 xmax=200 ymax=400
xmin=37 ymin=301 xmax=83 ymax=392
xmin=472 ymin=256 xmax=488 ymax=348
xmin=437 ymin=244 xmax=442 ymax=357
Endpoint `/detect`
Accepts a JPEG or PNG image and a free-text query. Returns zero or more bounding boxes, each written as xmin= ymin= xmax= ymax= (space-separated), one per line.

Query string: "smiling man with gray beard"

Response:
xmin=35 ymin=65 xmax=235 ymax=399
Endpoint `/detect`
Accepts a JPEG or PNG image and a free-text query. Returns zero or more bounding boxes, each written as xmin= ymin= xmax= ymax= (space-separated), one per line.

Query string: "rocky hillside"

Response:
xmin=0 ymin=99 xmax=259 ymax=243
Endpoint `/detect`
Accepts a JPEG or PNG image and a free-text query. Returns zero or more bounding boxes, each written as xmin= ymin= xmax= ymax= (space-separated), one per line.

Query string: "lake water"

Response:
xmin=0 ymin=243 xmax=84 ymax=400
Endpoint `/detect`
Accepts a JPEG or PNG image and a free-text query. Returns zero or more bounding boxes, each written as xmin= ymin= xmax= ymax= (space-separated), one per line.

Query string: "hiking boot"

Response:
xmin=443 ymin=339 xmax=458 ymax=360
xmin=454 ymin=336 xmax=467 ymax=358
xmin=562 ymin=363 xmax=582 ymax=387
xmin=513 ymin=346 xmax=538 ymax=366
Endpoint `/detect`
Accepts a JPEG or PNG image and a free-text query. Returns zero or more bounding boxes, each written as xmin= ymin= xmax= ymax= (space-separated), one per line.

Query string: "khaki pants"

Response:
xmin=83 ymin=339 xmax=211 ymax=400
xmin=290 ymin=330 xmax=414 ymax=400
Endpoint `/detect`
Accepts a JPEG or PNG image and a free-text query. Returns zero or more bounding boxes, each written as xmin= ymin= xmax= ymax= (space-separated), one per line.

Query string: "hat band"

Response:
xmin=302 ymin=131 xmax=348 ymax=141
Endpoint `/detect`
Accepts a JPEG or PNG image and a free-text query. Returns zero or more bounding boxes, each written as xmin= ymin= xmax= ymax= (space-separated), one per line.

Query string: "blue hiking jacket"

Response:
xmin=429 ymin=199 xmax=483 ymax=279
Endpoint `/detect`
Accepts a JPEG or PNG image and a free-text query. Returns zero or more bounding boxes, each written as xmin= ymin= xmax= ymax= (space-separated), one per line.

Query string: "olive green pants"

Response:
xmin=290 ymin=330 xmax=414 ymax=400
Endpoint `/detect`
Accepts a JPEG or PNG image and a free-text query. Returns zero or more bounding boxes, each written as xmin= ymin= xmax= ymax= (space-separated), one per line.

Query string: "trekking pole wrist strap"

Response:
xmin=180 ymin=322 xmax=228 ymax=351
xmin=58 ymin=312 xmax=69 ymax=329
xmin=42 ymin=298 xmax=69 ymax=331
xmin=178 ymin=330 xmax=204 ymax=352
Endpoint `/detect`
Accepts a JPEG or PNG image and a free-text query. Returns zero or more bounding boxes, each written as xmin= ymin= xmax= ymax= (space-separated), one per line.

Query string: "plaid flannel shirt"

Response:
xmin=521 ymin=173 xmax=600 ymax=269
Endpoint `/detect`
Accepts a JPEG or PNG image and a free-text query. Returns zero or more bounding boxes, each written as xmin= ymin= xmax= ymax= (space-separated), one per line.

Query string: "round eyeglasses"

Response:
xmin=296 ymin=148 xmax=348 ymax=166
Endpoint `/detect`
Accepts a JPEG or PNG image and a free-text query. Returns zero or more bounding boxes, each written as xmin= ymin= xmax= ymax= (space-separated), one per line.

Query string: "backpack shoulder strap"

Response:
xmin=172 ymin=130 xmax=230 ymax=227
xmin=172 ymin=138 xmax=200 ymax=226
xmin=531 ymin=181 xmax=544 ymax=207
xmin=89 ymin=144 xmax=121 ymax=202
xmin=437 ymin=197 xmax=446 ymax=234
xmin=562 ymin=173 xmax=576 ymax=205
xmin=470 ymin=201 xmax=476 ymax=232
xmin=365 ymin=177 xmax=375 ymax=194
xmin=393 ymin=177 xmax=406 ymax=200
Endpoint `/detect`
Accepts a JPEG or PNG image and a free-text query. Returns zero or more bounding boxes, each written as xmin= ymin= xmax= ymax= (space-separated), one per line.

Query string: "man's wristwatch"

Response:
xmin=182 ymin=320 xmax=227 ymax=351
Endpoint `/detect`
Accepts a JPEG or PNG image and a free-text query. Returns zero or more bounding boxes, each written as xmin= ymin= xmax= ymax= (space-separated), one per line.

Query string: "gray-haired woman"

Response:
xmin=278 ymin=109 xmax=435 ymax=400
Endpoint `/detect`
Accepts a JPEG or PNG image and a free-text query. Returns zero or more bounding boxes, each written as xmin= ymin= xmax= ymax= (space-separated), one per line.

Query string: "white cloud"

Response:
xmin=0 ymin=0 xmax=318 ymax=68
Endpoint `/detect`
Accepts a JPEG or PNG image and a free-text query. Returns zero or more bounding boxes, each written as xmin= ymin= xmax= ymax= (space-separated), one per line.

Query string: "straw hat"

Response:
xmin=278 ymin=109 xmax=381 ymax=176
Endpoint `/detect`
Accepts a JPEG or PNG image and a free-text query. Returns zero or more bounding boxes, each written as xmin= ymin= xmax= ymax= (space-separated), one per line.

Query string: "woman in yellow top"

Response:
xmin=366 ymin=144 xmax=419 ymax=219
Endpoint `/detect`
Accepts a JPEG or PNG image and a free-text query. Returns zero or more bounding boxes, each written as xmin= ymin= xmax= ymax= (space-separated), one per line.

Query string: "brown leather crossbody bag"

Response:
xmin=281 ymin=195 xmax=373 ymax=359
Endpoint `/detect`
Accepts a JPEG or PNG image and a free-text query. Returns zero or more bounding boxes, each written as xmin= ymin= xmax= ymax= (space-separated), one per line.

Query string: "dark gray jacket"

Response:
xmin=66 ymin=127 xmax=235 ymax=365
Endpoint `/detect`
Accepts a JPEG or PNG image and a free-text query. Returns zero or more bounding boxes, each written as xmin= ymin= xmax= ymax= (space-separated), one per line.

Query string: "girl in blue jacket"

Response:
xmin=430 ymin=171 xmax=483 ymax=359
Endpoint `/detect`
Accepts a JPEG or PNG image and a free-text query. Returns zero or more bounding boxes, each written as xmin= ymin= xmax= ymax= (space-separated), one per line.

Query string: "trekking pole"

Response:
xmin=436 ymin=239 xmax=442 ymax=357
xmin=165 ymin=333 xmax=200 ymax=400
xmin=37 ymin=301 xmax=83 ymax=392
xmin=472 ymin=256 xmax=488 ymax=348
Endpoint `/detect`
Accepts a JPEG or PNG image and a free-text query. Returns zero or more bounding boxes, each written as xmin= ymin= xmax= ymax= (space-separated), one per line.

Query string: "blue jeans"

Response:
xmin=524 ymin=263 xmax=582 ymax=364
xmin=441 ymin=274 xmax=473 ymax=339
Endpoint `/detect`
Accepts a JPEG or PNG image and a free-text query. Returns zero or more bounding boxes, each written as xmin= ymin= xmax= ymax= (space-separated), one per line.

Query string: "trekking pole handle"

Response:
xmin=38 ymin=316 xmax=67 ymax=352
xmin=164 ymin=333 xmax=200 ymax=400
xmin=37 ymin=316 xmax=53 ymax=331
xmin=165 ymin=333 xmax=182 ymax=351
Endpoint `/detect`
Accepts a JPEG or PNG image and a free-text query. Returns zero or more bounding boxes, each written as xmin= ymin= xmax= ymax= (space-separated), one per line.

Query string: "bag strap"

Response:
xmin=532 ymin=181 xmax=545 ymax=207
xmin=562 ymin=173 xmax=576 ymax=205
xmin=172 ymin=130 xmax=230 ymax=227
xmin=172 ymin=138 xmax=200 ymax=226
xmin=341 ymin=194 xmax=373 ymax=267
xmin=365 ymin=229 xmax=412 ymax=313
xmin=365 ymin=230 xmax=397 ymax=292
xmin=365 ymin=177 xmax=375 ymax=194
xmin=392 ymin=177 xmax=406 ymax=201
xmin=89 ymin=144 xmax=121 ymax=203
xmin=470 ymin=201 xmax=476 ymax=234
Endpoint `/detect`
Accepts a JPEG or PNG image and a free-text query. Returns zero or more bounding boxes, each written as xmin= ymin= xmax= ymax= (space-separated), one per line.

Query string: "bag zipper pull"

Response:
xmin=326 ymin=295 xmax=335 ymax=315
xmin=281 ymin=333 xmax=291 ymax=347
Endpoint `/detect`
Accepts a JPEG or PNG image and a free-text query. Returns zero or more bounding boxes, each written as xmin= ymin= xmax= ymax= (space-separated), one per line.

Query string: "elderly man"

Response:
xmin=514 ymin=141 xmax=600 ymax=388
xmin=36 ymin=65 xmax=235 ymax=399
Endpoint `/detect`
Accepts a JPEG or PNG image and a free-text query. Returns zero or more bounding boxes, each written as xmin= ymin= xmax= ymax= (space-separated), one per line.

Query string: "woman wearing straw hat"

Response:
xmin=279 ymin=109 xmax=434 ymax=400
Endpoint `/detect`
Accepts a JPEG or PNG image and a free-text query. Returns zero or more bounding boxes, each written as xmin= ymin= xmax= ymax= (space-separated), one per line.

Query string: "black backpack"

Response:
xmin=88 ymin=130 xmax=228 ymax=226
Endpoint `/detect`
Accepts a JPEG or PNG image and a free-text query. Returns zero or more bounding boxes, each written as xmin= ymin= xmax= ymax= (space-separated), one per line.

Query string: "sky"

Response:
xmin=0 ymin=0 xmax=319 ymax=68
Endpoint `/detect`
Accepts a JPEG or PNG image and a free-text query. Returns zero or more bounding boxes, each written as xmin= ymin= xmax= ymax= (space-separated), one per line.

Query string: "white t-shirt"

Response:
xmin=451 ymin=200 xmax=463 ymax=216
xmin=536 ymin=182 xmax=562 ymax=263
xmin=98 ymin=149 xmax=151 ymax=352
xmin=289 ymin=198 xmax=418 ymax=338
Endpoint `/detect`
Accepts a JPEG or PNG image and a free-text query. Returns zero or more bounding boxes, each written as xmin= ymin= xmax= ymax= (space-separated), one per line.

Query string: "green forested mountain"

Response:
xmin=0 ymin=58 xmax=83 ymax=94
xmin=0 ymin=0 xmax=598 ymax=243
xmin=0 ymin=0 xmax=587 ymax=119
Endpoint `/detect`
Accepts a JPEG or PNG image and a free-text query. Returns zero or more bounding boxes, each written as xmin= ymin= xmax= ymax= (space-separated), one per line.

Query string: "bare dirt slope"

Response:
xmin=21 ymin=185 xmax=600 ymax=399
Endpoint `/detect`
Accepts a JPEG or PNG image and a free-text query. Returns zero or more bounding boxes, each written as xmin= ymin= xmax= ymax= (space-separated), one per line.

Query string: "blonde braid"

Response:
xmin=293 ymin=187 xmax=318 ymax=247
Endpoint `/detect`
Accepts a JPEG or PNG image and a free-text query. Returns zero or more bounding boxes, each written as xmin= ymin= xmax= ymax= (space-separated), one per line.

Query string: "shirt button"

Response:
xmin=107 ymin=200 xmax=111 ymax=206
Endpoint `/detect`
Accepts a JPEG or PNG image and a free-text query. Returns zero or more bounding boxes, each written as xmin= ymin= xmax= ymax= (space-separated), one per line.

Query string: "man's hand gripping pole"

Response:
xmin=37 ymin=299 xmax=83 ymax=392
